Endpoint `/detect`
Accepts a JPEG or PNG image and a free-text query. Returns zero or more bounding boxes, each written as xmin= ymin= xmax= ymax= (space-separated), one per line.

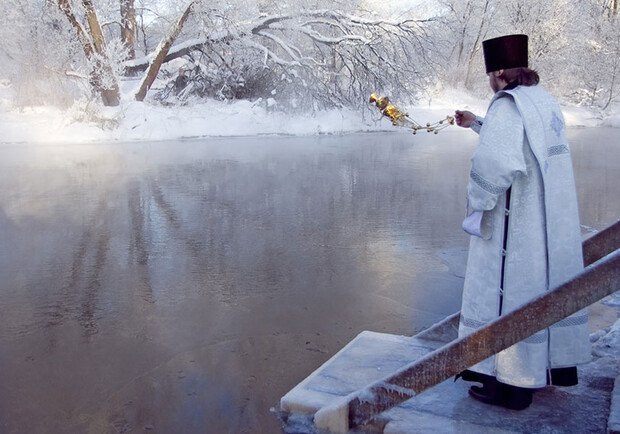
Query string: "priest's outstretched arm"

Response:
xmin=455 ymin=110 xmax=484 ymax=134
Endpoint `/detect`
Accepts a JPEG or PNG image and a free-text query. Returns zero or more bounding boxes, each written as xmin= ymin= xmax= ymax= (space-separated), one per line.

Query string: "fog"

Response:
xmin=0 ymin=128 xmax=617 ymax=433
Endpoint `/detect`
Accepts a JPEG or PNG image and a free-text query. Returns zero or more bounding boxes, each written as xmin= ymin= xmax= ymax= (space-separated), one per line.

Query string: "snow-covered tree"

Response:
xmin=51 ymin=0 xmax=122 ymax=105
xmin=0 ymin=0 xmax=617 ymax=113
xmin=435 ymin=0 xmax=617 ymax=109
xmin=144 ymin=3 xmax=439 ymax=110
xmin=134 ymin=1 xmax=195 ymax=101
xmin=437 ymin=0 xmax=496 ymax=91
xmin=0 ymin=0 xmax=85 ymax=107
xmin=570 ymin=0 xmax=620 ymax=108
xmin=120 ymin=0 xmax=137 ymax=59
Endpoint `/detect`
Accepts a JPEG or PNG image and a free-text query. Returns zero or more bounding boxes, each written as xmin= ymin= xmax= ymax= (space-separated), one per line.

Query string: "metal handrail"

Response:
xmin=583 ymin=220 xmax=620 ymax=266
xmin=428 ymin=219 xmax=620 ymax=334
xmin=314 ymin=220 xmax=620 ymax=432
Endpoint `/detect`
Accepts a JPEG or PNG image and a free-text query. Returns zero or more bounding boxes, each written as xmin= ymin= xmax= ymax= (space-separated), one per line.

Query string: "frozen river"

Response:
xmin=0 ymin=128 xmax=617 ymax=433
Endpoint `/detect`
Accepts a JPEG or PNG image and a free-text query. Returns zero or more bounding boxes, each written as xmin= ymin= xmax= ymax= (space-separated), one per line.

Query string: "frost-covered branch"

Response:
xmin=123 ymin=37 xmax=209 ymax=74
xmin=243 ymin=40 xmax=301 ymax=67
xmin=30 ymin=1 xmax=437 ymax=109
xmin=256 ymin=31 xmax=304 ymax=62
xmin=296 ymin=26 xmax=371 ymax=45
xmin=229 ymin=9 xmax=432 ymax=108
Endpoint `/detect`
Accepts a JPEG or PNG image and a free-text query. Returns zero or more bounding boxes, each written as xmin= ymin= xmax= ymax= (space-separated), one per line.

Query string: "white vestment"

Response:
xmin=458 ymin=85 xmax=591 ymax=388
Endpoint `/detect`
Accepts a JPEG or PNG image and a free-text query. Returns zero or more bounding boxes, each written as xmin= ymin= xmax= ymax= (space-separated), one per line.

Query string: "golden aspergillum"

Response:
xmin=369 ymin=93 xmax=455 ymax=135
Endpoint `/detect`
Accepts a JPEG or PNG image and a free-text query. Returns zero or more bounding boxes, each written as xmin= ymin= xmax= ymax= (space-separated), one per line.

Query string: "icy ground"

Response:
xmin=278 ymin=290 xmax=620 ymax=433
xmin=0 ymin=80 xmax=618 ymax=145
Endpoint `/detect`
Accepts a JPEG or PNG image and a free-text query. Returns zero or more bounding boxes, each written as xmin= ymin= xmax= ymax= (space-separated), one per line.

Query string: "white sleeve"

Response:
xmin=467 ymin=98 xmax=526 ymax=211
xmin=470 ymin=116 xmax=485 ymax=134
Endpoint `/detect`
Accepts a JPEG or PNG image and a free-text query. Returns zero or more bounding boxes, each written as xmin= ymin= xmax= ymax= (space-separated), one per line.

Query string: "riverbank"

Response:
xmin=1 ymin=82 xmax=619 ymax=145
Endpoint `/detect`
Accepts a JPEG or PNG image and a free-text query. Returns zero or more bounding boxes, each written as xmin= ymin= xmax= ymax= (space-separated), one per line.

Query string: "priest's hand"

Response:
xmin=454 ymin=110 xmax=476 ymax=128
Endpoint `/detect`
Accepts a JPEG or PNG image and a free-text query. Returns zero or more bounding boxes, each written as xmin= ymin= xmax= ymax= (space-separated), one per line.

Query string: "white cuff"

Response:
xmin=471 ymin=116 xmax=484 ymax=134
xmin=462 ymin=211 xmax=484 ymax=237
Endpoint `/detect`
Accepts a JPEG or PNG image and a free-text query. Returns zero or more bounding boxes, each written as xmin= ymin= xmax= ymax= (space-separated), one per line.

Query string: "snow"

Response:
xmin=0 ymin=80 xmax=618 ymax=145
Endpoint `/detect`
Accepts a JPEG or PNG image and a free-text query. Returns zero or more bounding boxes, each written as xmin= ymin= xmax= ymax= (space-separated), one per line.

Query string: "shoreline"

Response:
xmin=1 ymin=90 xmax=618 ymax=146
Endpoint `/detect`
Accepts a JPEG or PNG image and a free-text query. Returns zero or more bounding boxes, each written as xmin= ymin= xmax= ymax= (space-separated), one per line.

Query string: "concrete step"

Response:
xmin=280 ymin=313 xmax=458 ymax=419
xmin=278 ymin=301 xmax=620 ymax=433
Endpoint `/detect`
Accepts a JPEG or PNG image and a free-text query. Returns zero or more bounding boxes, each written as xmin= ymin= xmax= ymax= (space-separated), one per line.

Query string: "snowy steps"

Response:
xmin=278 ymin=310 xmax=620 ymax=433
xmin=280 ymin=320 xmax=454 ymax=416
xmin=278 ymin=222 xmax=620 ymax=432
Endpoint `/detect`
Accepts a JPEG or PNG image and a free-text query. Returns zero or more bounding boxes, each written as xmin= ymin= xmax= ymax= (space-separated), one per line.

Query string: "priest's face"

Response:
xmin=488 ymin=71 xmax=506 ymax=93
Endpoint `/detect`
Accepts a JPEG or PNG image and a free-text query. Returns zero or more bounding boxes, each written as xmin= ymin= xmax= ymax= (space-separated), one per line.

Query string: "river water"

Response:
xmin=0 ymin=128 xmax=617 ymax=433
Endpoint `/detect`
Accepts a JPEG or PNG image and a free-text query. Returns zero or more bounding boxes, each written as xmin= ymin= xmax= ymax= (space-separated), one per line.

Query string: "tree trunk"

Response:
xmin=54 ymin=0 xmax=94 ymax=58
xmin=53 ymin=0 xmax=120 ymax=106
xmin=82 ymin=0 xmax=105 ymax=54
xmin=121 ymin=0 xmax=136 ymax=59
xmin=82 ymin=0 xmax=120 ymax=106
xmin=135 ymin=2 xmax=195 ymax=102
xmin=90 ymin=60 xmax=121 ymax=106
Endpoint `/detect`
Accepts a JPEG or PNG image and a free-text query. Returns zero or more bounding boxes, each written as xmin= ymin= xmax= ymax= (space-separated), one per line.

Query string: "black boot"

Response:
xmin=468 ymin=377 xmax=533 ymax=411
xmin=455 ymin=369 xmax=494 ymax=384
xmin=468 ymin=376 xmax=505 ymax=406
xmin=547 ymin=367 xmax=578 ymax=387
xmin=502 ymin=384 xmax=533 ymax=410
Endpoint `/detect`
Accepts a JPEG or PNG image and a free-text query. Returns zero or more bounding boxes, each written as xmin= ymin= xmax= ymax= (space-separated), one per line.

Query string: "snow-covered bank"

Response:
xmin=1 ymin=85 xmax=618 ymax=145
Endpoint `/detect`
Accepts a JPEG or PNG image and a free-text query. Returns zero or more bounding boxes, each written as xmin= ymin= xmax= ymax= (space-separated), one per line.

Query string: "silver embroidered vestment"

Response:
xmin=458 ymin=85 xmax=591 ymax=388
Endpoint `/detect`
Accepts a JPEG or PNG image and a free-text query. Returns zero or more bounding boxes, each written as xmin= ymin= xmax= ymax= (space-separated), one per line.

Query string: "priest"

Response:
xmin=453 ymin=34 xmax=591 ymax=410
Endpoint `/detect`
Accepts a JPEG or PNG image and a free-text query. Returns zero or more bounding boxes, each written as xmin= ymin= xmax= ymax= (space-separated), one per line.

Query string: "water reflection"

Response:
xmin=0 ymin=130 xmax=616 ymax=433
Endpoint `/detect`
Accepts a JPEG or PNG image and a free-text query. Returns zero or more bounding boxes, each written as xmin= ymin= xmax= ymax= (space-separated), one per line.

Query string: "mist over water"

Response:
xmin=0 ymin=129 xmax=617 ymax=433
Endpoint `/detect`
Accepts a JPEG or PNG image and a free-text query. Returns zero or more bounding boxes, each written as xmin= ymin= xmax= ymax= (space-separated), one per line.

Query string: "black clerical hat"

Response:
xmin=483 ymin=34 xmax=529 ymax=73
